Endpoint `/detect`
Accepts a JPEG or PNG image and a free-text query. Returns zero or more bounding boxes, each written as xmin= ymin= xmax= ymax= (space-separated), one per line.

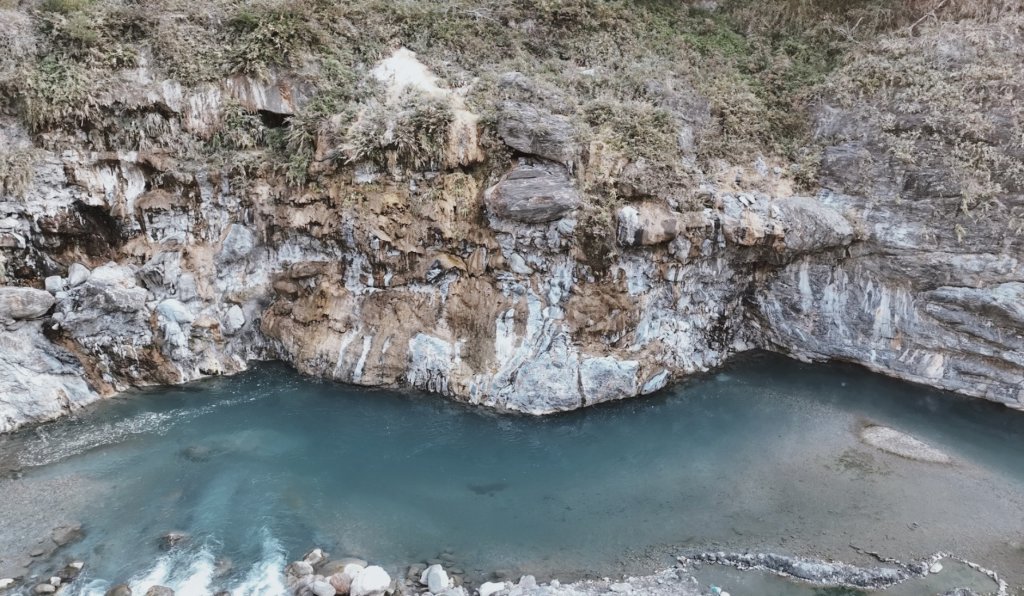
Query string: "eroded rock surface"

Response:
xmin=0 ymin=26 xmax=1021 ymax=432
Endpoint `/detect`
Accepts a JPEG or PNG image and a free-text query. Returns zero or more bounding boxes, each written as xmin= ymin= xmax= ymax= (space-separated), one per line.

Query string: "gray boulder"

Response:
xmin=144 ymin=587 xmax=174 ymax=596
xmin=0 ymin=287 xmax=55 ymax=320
xmin=309 ymin=579 xmax=336 ymax=596
xmin=223 ymin=305 xmax=246 ymax=336
xmin=67 ymin=263 xmax=91 ymax=287
xmin=218 ymin=224 xmax=255 ymax=264
xmin=349 ymin=566 xmax=390 ymax=596
xmin=485 ymin=164 xmax=581 ymax=224
xmin=156 ymin=300 xmax=194 ymax=325
xmin=287 ymin=561 xmax=315 ymax=578
xmin=44 ymin=276 xmax=64 ymax=294
xmin=420 ymin=564 xmax=449 ymax=593
xmin=497 ymin=102 xmax=576 ymax=164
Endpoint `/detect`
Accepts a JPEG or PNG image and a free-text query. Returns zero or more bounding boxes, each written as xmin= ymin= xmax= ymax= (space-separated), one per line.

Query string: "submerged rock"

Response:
xmin=105 ymin=584 xmax=132 ymax=596
xmin=158 ymin=531 xmax=189 ymax=551
xmin=143 ymin=587 xmax=174 ymax=596
xmin=860 ymin=425 xmax=952 ymax=464
xmin=51 ymin=523 xmax=83 ymax=547
xmin=690 ymin=552 xmax=909 ymax=589
xmin=57 ymin=561 xmax=84 ymax=582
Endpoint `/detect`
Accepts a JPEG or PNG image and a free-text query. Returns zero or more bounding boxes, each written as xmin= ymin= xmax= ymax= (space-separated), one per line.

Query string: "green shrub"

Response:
xmin=211 ymin=101 xmax=267 ymax=151
xmin=225 ymin=3 xmax=322 ymax=78
xmin=40 ymin=0 xmax=93 ymax=14
xmin=582 ymin=99 xmax=680 ymax=165
xmin=346 ymin=90 xmax=454 ymax=171
xmin=20 ymin=56 xmax=97 ymax=130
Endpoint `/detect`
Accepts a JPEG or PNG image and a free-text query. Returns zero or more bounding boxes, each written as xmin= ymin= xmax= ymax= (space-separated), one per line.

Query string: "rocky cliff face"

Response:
xmin=0 ymin=3 xmax=1021 ymax=431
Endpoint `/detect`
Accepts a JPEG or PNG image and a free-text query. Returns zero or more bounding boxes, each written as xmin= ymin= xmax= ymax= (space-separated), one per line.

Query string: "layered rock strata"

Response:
xmin=1 ymin=33 xmax=1021 ymax=431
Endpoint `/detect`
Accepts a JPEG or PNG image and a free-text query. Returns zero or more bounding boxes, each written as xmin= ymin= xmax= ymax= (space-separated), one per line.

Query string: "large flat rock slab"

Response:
xmin=860 ymin=425 xmax=952 ymax=464
xmin=485 ymin=164 xmax=581 ymax=224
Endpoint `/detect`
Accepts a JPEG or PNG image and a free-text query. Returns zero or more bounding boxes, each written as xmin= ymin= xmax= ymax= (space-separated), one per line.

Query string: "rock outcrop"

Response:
xmin=0 ymin=11 xmax=1021 ymax=431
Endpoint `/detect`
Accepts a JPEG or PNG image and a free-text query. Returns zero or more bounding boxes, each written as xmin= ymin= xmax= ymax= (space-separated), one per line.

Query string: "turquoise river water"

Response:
xmin=0 ymin=352 xmax=1022 ymax=595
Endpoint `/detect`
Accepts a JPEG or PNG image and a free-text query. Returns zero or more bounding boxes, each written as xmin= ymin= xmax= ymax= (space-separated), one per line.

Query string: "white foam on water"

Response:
xmin=167 ymin=549 xmax=215 ymax=595
xmin=64 ymin=532 xmax=287 ymax=596
xmin=16 ymin=390 xmax=267 ymax=468
xmin=228 ymin=530 xmax=288 ymax=596
xmin=16 ymin=411 xmax=179 ymax=467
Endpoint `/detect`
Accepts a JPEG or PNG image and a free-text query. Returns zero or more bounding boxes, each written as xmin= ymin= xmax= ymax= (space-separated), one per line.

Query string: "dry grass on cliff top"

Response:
xmin=822 ymin=11 xmax=1024 ymax=232
xmin=1 ymin=0 xmax=1020 ymax=189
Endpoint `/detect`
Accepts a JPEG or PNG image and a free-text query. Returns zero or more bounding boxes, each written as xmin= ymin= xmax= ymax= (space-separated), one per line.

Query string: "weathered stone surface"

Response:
xmin=223 ymin=305 xmax=246 ymax=335
xmin=328 ymin=563 xmax=364 ymax=594
xmin=579 ymin=357 xmax=639 ymax=406
xmin=43 ymin=275 xmax=63 ymax=294
xmin=67 ymin=263 xmax=90 ymax=287
xmin=0 ymin=287 xmax=54 ymax=320
xmin=349 ymin=566 xmax=390 ymax=596
xmin=860 ymin=425 xmax=952 ymax=464
xmin=218 ymin=224 xmax=256 ymax=264
xmin=224 ymin=69 xmax=310 ymax=116
xmin=497 ymin=102 xmax=576 ymax=165
xmin=720 ymin=195 xmax=853 ymax=255
xmin=0 ymin=18 xmax=1022 ymax=434
xmin=309 ymin=579 xmax=336 ymax=596
xmin=617 ymin=203 xmax=706 ymax=247
xmin=421 ymin=564 xmax=450 ymax=593
xmin=485 ymin=164 xmax=581 ymax=224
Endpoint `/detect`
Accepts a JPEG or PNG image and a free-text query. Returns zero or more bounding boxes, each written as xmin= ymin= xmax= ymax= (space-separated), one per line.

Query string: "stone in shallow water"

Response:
xmin=144 ymin=587 xmax=174 ymax=596
xmin=287 ymin=560 xmax=315 ymax=578
xmin=860 ymin=425 xmax=952 ymax=464
xmin=421 ymin=564 xmax=450 ymax=592
xmin=310 ymin=579 xmax=336 ymax=596
xmin=158 ymin=531 xmax=189 ymax=551
xmin=51 ymin=523 xmax=83 ymax=547
xmin=303 ymin=548 xmax=325 ymax=566
xmin=350 ymin=566 xmax=390 ymax=596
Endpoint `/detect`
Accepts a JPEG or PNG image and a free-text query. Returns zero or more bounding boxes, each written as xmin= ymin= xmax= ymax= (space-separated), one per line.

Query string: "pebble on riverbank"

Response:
xmin=859 ymin=425 xmax=953 ymax=464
